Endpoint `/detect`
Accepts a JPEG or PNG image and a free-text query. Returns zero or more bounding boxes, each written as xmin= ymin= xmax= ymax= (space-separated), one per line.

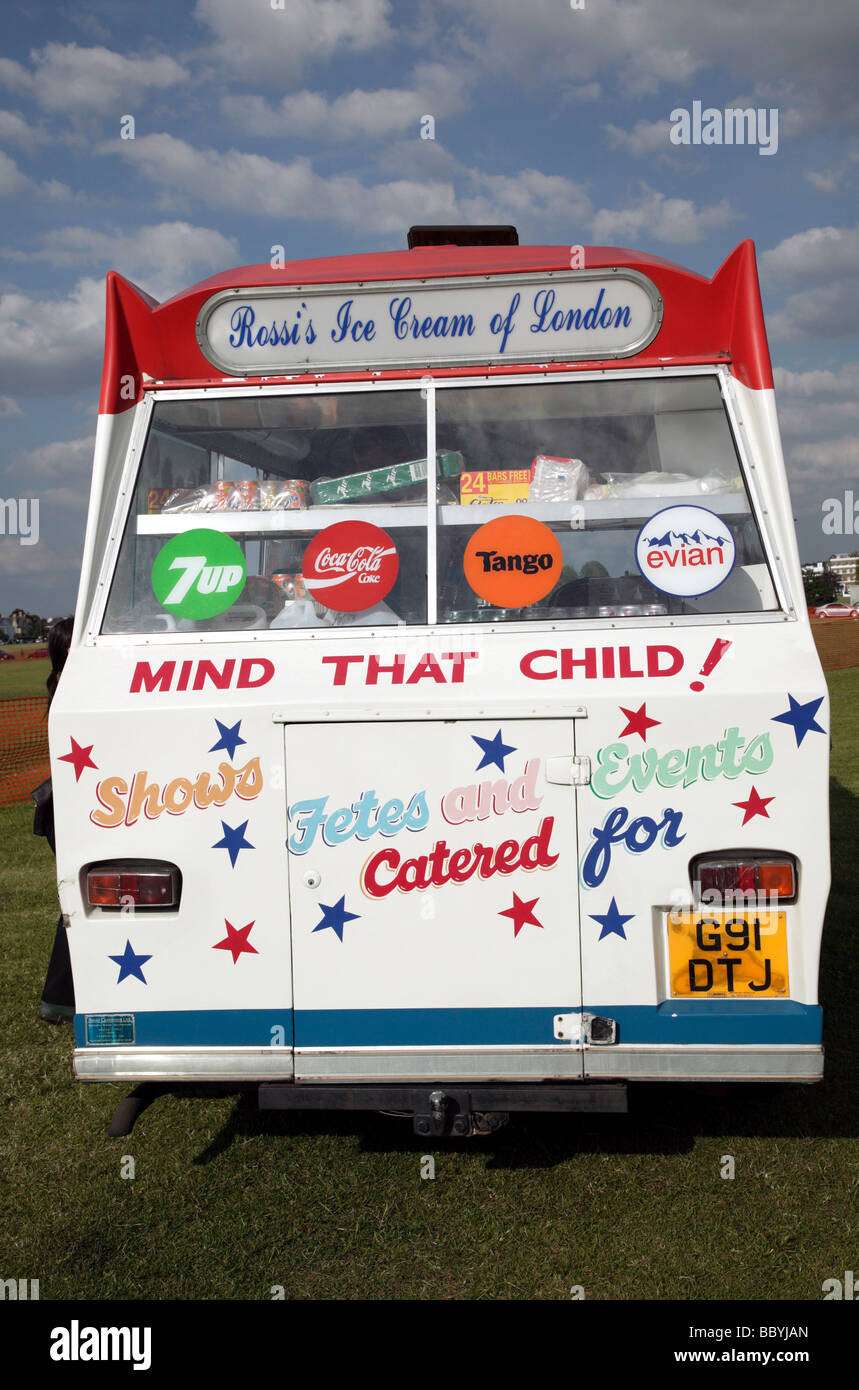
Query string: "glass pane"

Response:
xmin=102 ymin=390 xmax=427 ymax=633
xmin=433 ymin=376 xmax=778 ymax=621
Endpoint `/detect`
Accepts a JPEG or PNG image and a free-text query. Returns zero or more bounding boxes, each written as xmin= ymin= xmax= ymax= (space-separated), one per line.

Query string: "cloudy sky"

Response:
xmin=1 ymin=0 xmax=857 ymax=616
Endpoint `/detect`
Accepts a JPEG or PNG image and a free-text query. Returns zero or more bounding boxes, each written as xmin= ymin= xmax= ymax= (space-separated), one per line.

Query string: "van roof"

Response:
xmin=100 ymin=239 xmax=773 ymax=414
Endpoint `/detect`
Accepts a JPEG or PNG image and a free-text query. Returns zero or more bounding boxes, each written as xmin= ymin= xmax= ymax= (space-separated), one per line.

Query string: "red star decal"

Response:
xmin=733 ymin=786 xmax=774 ymax=826
xmin=213 ymin=919 xmax=258 ymax=964
xmin=499 ymin=893 xmax=543 ymax=939
xmin=619 ymin=703 xmax=661 ymax=742
xmin=58 ymin=737 xmax=98 ymax=781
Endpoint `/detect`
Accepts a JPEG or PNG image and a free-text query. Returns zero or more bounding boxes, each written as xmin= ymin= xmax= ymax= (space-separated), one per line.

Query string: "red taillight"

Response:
xmin=694 ymin=856 xmax=796 ymax=903
xmin=86 ymin=867 xmax=179 ymax=908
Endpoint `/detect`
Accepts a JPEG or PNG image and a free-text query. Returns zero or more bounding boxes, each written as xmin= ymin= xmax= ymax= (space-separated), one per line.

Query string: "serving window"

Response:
xmin=100 ymin=375 xmax=779 ymax=635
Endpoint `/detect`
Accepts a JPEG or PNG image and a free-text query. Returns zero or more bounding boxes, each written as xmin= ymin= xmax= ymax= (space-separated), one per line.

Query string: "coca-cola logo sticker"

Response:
xmin=302 ymin=520 xmax=399 ymax=613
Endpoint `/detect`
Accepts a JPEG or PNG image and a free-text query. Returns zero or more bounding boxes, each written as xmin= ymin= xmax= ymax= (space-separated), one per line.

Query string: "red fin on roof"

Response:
xmin=710 ymin=240 xmax=773 ymax=390
xmin=99 ymin=272 xmax=162 ymax=415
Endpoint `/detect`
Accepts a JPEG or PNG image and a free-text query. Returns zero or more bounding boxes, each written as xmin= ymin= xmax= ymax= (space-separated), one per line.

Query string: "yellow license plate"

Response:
xmin=667 ymin=911 xmax=789 ymax=998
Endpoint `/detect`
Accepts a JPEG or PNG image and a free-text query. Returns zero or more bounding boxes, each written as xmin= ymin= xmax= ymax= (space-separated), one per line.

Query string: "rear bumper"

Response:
xmin=74 ymin=1042 xmax=823 ymax=1084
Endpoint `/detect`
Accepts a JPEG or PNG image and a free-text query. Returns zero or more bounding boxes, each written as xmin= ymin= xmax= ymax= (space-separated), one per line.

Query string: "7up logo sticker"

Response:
xmin=152 ymin=529 xmax=247 ymax=619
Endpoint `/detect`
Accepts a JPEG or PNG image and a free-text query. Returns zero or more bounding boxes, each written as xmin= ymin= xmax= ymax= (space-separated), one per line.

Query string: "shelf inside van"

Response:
xmin=136 ymin=493 xmax=749 ymax=535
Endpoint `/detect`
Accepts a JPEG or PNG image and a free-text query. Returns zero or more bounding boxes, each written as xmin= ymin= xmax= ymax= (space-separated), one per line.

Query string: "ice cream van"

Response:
xmin=53 ymin=225 xmax=829 ymax=1136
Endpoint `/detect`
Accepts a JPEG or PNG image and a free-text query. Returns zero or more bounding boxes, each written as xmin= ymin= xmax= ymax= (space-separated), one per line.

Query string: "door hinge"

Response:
xmin=572 ymin=755 xmax=591 ymax=786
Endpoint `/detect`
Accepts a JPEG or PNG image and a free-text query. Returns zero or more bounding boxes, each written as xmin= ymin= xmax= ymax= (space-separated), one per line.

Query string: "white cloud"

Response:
xmin=0 ymin=151 xmax=75 ymax=202
xmin=40 ymin=179 xmax=75 ymax=201
xmin=774 ymin=364 xmax=859 ymax=398
xmin=762 ymin=224 xmax=859 ymax=283
xmin=772 ymin=364 xmax=859 ymax=510
xmin=774 ymin=364 xmax=859 ymax=436
xmin=193 ymin=0 xmax=394 ymax=83
xmin=461 ymin=169 xmax=592 ymax=232
xmin=0 ymin=58 xmax=32 ymax=95
xmin=224 ymin=87 xmax=425 ymax=141
xmin=763 ymin=225 xmax=859 ymax=339
xmin=788 ymin=435 xmax=859 ymax=474
xmin=0 ymin=518 xmax=87 ymax=580
xmin=0 ymin=223 xmax=245 ymax=396
xmin=805 ymin=169 xmax=844 ymax=194
xmin=0 ymin=151 xmax=31 ymax=197
xmin=0 ymin=109 xmax=46 ymax=151
xmin=15 ymin=435 xmax=95 ymax=479
xmin=591 ymin=184 xmax=734 ymax=246
xmin=5 ymin=221 xmax=240 ymax=294
xmin=604 ymin=119 xmax=673 ymax=156
xmin=26 ymin=43 xmax=188 ymax=115
xmin=769 ymin=285 xmax=859 ymax=341
xmin=222 ymin=59 xmax=468 ymax=142
xmin=567 ymin=82 xmax=601 ymax=103
xmin=109 ymin=130 xmax=599 ymax=239
xmin=109 ymin=131 xmax=460 ymax=233
xmin=0 ymin=278 xmax=105 ymax=396
xmin=0 ymin=437 xmax=94 ymax=589
xmin=0 ymin=396 xmax=22 ymax=419
xmin=436 ymin=0 xmax=859 ymax=135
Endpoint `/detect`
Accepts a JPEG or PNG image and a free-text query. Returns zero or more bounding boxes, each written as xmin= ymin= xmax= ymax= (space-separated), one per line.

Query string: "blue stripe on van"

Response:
xmin=74 ymin=1010 xmax=292 ymax=1048
xmin=76 ymin=1001 xmax=821 ymax=1048
xmin=603 ymin=1001 xmax=822 ymax=1046
xmin=295 ymin=1002 xmax=821 ymax=1047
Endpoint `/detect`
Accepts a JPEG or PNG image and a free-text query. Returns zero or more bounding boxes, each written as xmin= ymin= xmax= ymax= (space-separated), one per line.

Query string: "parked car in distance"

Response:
xmin=812 ymin=603 xmax=859 ymax=618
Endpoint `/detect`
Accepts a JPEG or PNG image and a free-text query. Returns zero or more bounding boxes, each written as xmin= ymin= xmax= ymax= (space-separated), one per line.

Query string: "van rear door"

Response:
xmin=283 ymin=717 xmax=585 ymax=1082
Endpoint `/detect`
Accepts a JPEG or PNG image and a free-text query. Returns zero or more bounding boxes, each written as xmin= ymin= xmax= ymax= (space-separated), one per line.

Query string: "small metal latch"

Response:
xmin=544 ymin=755 xmax=591 ymax=786
xmin=554 ymin=1013 xmax=617 ymax=1045
xmin=585 ymin=1014 xmax=618 ymax=1045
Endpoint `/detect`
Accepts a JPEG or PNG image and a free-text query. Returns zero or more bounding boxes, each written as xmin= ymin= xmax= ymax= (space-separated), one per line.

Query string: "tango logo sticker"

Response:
xmin=152 ymin=529 xmax=247 ymax=619
xmin=464 ymin=515 xmax=562 ymax=608
xmin=635 ymin=505 xmax=735 ymax=597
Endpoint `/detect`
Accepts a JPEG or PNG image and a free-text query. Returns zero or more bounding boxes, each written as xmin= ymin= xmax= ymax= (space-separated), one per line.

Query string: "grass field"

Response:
xmin=0 ymin=648 xmax=50 ymax=700
xmin=0 ymin=664 xmax=856 ymax=1300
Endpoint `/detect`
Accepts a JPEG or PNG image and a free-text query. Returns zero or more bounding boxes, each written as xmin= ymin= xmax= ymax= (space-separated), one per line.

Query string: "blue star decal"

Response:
xmin=472 ymin=728 xmax=517 ymax=772
xmin=108 ymin=939 xmax=152 ymax=983
xmin=313 ymin=895 xmax=360 ymax=943
xmin=213 ymin=819 xmax=255 ymax=867
xmin=209 ymin=719 xmax=246 ymax=760
xmin=771 ymin=694 xmax=826 ymax=747
xmin=589 ymin=898 xmax=635 ymax=942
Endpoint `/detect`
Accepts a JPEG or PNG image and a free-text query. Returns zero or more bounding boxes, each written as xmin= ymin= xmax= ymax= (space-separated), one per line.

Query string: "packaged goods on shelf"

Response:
xmin=160 ymin=479 xmax=308 ymax=512
xmin=258 ymin=479 xmax=308 ymax=509
xmin=583 ymin=470 xmax=742 ymax=500
xmin=529 ymin=456 xmax=587 ymax=502
xmin=459 ymin=469 xmax=531 ymax=504
xmin=309 ymin=451 xmax=463 ymax=504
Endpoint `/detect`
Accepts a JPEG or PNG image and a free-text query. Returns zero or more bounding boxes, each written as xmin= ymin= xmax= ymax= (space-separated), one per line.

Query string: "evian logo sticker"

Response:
xmin=635 ymin=505 xmax=736 ymax=597
xmin=302 ymin=520 xmax=399 ymax=613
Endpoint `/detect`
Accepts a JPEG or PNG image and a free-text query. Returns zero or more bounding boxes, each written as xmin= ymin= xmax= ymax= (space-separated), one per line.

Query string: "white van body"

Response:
xmin=52 ymin=234 xmax=829 ymax=1128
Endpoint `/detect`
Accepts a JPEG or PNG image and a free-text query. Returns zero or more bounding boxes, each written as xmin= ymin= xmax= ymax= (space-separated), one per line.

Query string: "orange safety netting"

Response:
xmin=0 ymin=697 xmax=50 ymax=807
